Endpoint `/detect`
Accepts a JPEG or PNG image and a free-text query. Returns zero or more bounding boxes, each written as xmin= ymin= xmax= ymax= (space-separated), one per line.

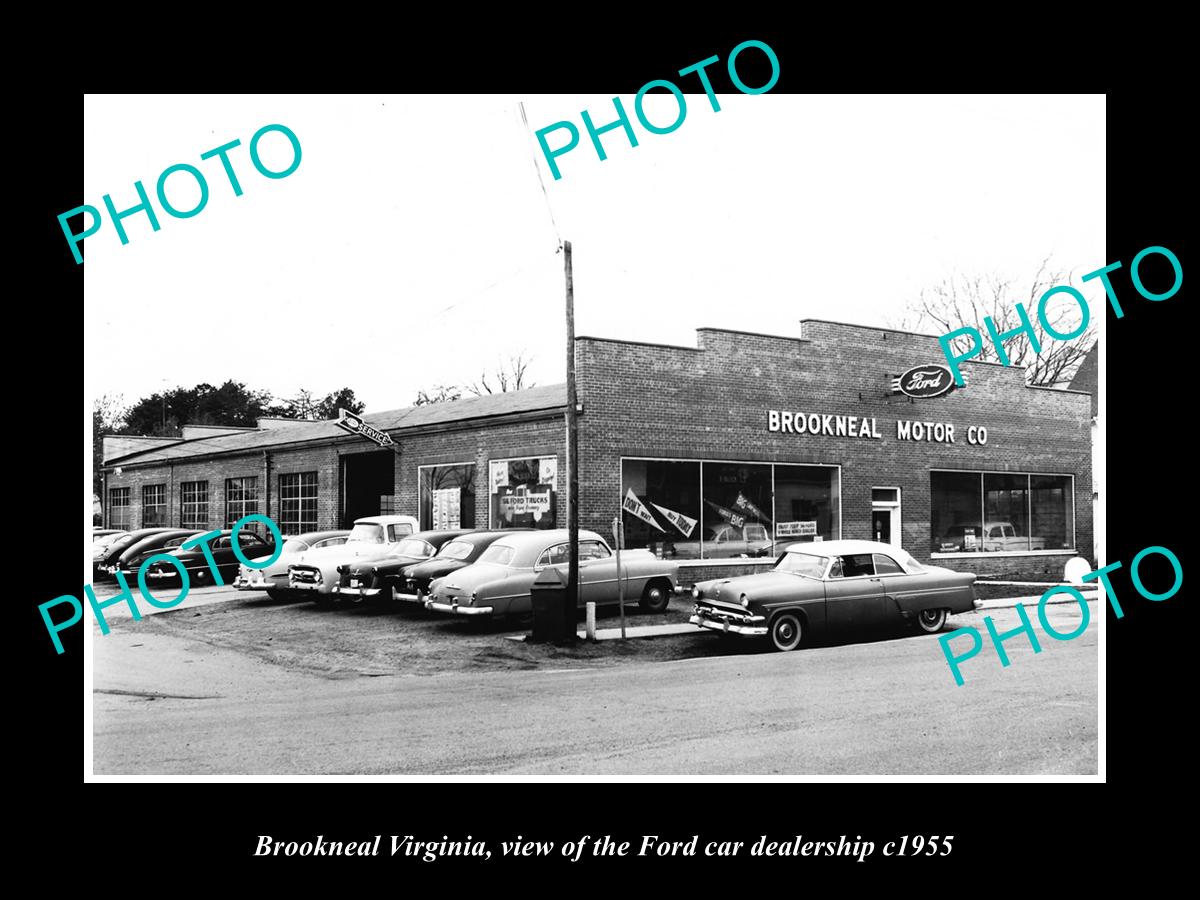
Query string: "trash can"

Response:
xmin=530 ymin=566 xmax=568 ymax=643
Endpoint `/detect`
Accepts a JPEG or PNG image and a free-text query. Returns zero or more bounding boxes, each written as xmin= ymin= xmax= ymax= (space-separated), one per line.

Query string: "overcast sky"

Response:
xmin=83 ymin=94 xmax=1105 ymax=416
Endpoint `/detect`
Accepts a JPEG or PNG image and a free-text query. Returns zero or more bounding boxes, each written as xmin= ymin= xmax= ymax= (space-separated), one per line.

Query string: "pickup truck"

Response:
xmin=936 ymin=521 xmax=1045 ymax=553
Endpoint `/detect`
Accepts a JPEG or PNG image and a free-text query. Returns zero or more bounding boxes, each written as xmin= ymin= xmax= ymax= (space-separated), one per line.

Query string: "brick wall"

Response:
xmin=576 ymin=321 xmax=1094 ymax=581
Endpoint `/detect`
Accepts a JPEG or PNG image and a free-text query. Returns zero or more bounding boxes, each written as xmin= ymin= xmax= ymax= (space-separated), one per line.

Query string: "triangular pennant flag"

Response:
xmin=623 ymin=489 xmax=665 ymax=531
xmin=651 ymin=501 xmax=698 ymax=537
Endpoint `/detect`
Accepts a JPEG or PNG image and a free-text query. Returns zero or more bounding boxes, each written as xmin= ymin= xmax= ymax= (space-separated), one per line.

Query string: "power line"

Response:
xmin=518 ymin=100 xmax=563 ymax=250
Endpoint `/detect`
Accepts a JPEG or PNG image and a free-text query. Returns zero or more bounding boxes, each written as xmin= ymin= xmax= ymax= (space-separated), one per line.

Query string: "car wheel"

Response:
xmin=769 ymin=612 xmax=803 ymax=652
xmin=916 ymin=608 xmax=948 ymax=634
xmin=639 ymin=580 xmax=670 ymax=614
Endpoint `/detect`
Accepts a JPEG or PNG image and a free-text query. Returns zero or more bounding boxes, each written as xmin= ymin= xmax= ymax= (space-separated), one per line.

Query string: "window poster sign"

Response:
xmin=497 ymin=485 xmax=553 ymax=521
xmin=651 ymin=501 xmax=697 ymax=537
xmin=777 ymin=521 xmax=817 ymax=537
xmin=624 ymin=489 xmax=664 ymax=531
xmin=432 ymin=487 xmax=461 ymax=530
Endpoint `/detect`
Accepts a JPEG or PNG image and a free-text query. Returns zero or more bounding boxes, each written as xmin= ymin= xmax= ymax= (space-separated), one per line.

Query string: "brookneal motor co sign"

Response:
xmin=335 ymin=409 xmax=395 ymax=447
xmin=892 ymin=363 xmax=957 ymax=399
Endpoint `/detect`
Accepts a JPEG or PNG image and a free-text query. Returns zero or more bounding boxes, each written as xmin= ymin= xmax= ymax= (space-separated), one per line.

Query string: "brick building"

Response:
xmin=101 ymin=320 xmax=1093 ymax=582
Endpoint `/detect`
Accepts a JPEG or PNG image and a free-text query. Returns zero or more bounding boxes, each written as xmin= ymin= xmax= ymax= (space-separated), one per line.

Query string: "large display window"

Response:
xmin=419 ymin=464 xmax=476 ymax=530
xmin=621 ymin=458 xmax=840 ymax=560
xmin=489 ymin=456 xmax=557 ymax=530
xmin=932 ymin=470 xmax=1074 ymax=555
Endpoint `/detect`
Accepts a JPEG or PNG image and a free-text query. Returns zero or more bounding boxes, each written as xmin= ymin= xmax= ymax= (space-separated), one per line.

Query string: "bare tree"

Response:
xmin=467 ymin=352 xmax=535 ymax=397
xmin=893 ymin=259 xmax=1096 ymax=386
xmin=414 ymin=385 xmax=463 ymax=406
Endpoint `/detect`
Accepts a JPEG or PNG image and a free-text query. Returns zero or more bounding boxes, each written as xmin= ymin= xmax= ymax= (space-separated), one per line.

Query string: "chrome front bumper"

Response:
xmin=335 ymin=584 xmax=384 ymax=598
xmin=395 ymin=592 xmax=423 ymax=602
xmin=233 ymin=573 xmax=277 ymax=591
xmin=425 ymin=599 xmax=494 ymax=616
xmin=690 ymin=606 xmax=768 ymax=637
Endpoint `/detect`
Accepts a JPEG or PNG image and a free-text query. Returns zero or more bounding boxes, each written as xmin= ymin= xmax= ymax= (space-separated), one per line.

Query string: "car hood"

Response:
xmin=292 ymin=543 xmax=394 ymax=569
xmin=698 ymin=570 xmax=823 ymax=603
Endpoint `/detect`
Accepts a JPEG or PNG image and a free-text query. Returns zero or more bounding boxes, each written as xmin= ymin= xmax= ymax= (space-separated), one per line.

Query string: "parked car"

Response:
xmin=93 ymin=527 xmax=178 ymax=579
xmin=935 ymin=521 xmax=1046 ymax=553
xmin=140 ymin=529 xmax=277 ymax=586
xmin=398 ymin=530 xmax=534 ymax=603
xmin=425 ymin=529 xmax=679 ymax=620
xmin=659 ymin=522 xmax=773 ymax=559
xmin=232 ymin=529 xmax=350 ymax=600
xmin=336 ymin=530 xmax=470 ymax=602
xmin=288 ymin=515 xmax=420 ymax=605
xmin=92 ymin=528 xmax=125 ymax=541
xmin=690 ymin=539 xmax=979 ymax=652
xmin=113 ymin=529 xmax=203 ymax=577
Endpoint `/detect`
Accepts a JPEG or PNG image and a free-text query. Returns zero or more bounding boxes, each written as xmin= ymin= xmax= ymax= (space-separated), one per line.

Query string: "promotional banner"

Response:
xmin=651 ymin=501 xmax=698 ymax=537
xmin=623 ymin=489 xmax=665 ymax=531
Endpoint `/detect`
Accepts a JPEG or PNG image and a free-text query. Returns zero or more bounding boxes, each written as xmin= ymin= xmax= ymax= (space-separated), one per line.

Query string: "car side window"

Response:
xmin=389 ymin=524 xmax=414 ymax=541
xmin=828 ymin=558 xmax=844 ymax=578
xmin=316 ymin=538 xmax=346 ymax=549
xmin=840 ymin=554 xmax=875 ymax=578
xmin=579 ymin=540 xmax=611 ymax=561
xmin=238 ymin=533 xmax=264 ymax=546
xmin=214 ymin=536 xmax=232 ymax=550
xmin=989 ymin=526 xmax=1002 ymax=538
xmin=746 ymin=525 xmax=767 ymax=542
xmin=537 ymin=543 xmax=570 ymax=567
xmin=872 ymin=553 xmax=904 ymax=574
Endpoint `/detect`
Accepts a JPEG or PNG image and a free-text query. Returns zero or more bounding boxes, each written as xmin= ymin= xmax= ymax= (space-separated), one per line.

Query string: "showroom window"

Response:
xmin=279 ymin=472 xmax=318 ymax=535
xmin=489 ymin=456 xmax=557 ymax=530
xmin=142 ymin=484 xmax=167 ymax=527
xmin=931 ymin=470 xmax=1074 ymax=555
xmin=225 ymin=476 xmax=260 ymax=531
xmin=180 ymin=480 xmax=208 ymax=530
xmin=109 ymin=487 xmax=131 ymax=530
xmin=620 ymin=459 xmax=840 ymax=560
xmin=419 ymin=463 xmax=476 ymax=530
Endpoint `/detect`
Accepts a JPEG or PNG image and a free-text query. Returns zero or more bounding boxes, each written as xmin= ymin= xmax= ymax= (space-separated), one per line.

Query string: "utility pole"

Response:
xmin=564 ymin=240 xmax=579 ymax=643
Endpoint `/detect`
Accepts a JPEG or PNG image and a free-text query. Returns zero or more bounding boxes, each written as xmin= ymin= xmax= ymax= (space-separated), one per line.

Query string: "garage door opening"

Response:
xmin=340 ymin=450 xmax=396 ymax=527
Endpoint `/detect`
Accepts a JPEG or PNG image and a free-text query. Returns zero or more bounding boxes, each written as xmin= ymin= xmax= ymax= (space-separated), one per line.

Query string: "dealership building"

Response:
xmin=101 ymin=320 xmax=1094 ymax=582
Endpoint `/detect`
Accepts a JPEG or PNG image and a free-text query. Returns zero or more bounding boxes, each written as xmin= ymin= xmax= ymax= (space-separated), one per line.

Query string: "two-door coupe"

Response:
xmin=425 ymin=528 xmax=679 ymax=619
xmin=690 ymin=539 xmax=980 ymax=651
xmin=232 ymin=529 xmax=350 ymax=600
xmin=398 ymin=530 xmax=533 ymax=603
xmin=336 ymin=530 xmax=469 ymax=602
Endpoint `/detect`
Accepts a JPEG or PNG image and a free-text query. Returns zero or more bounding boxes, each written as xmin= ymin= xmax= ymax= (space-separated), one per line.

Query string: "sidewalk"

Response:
xmin=976 ymin=589 xmax=1098 ymax=610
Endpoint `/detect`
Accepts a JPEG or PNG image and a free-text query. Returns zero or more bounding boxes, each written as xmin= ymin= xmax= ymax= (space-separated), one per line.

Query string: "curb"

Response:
xmin=975 ymin=591 xmax=1099 ymax=611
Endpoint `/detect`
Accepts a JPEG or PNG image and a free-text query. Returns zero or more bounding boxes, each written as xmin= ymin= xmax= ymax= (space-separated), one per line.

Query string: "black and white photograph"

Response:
xmin=81 ymin=90 xmax=1106 ymax=778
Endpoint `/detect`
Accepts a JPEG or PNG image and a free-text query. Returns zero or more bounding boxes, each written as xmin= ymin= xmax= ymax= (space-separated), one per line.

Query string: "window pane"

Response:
xmin=109 ymin=487 xmax=132 ymax=531
xmin=931 ymin=472 xmax=982 ymax=553
xmin=489 ymin=457 xmax=557 ymax=530
xmin=841 ymin=554 xmax=875 ymax=577
xmin=872 ymin=488 xmax=898 ymax=504
xmin=873 ymin=553 xmax=903 ymax=574
xmin=224 ymin=476 xmax=260 ymax=534
xmin=620 ymin=459 xmax=700 ymax=558
xmin=279 ymin=471 xmax=319 ymax=534
xmin=142 ymin=484 xmax=167 ymax=527
xmin=419 ymin=464 xmax=476 ymax=530
xmin=1031 ymin=475 xmax=1073 ymax=550
xmin=700 ymin=462 xmax=772 ymax=560
xmin=180 ymin=480 xmax=208 ymax=530
xmin=984 ymin=473 xmax=1029 ymax=552
xmin=774 ymin=465 xmax=840 ymax=551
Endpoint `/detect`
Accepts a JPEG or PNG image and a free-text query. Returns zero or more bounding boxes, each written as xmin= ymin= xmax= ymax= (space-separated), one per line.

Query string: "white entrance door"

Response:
xmin=871 ymin=487 xmax=902 ymax=547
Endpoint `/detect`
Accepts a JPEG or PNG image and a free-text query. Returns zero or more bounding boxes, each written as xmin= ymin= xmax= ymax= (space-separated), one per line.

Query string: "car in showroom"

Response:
xmin=657 ymin=522 xmax=773 ymax=559
xmin=935 ymin=521 xmax=1046 ymax=553
xmin=232 ymin=529 xmax=350 ymax=600
xmin=140 ymin=529 xmax=277 ymax=586
xmin=689 ymin=539 xmax=980 ymax=652
xmin=287 ymin=514 xmax=420 ymax=605
xmin=425 ymin=528 xmax=679 ymax=620
xmin=397 ymin=530 xmax=533 ymax=603
xmin=336 ymin=530 xmax=469 ymax=602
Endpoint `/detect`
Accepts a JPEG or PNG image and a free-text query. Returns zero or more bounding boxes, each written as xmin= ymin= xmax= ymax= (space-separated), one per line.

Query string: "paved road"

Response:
xmin=92 ymin=602 xmax=1097 ymax=776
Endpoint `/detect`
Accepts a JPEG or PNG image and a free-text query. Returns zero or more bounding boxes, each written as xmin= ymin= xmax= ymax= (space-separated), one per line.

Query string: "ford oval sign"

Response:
xmin=895 ymin=365 xmax=954 ymax=399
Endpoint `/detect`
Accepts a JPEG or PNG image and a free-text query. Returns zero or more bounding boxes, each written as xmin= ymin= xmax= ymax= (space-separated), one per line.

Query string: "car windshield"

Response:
xmin=477 ymin=544 xmax=515 ymax=566
xmin=392 ymin=539 xmax=434 ymax=558
xmin=774 ymin=551 xmax=829 ymax=579
xmin=437 ymin=540 xmax=474 ymax=561
xmin=347 ymin=523 xmax=385 ymax=544
xmin=282 ymin=539 xmax=309 ymax=553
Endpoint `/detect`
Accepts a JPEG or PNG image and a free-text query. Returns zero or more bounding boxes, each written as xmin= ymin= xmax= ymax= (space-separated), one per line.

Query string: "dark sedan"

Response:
xmin=396 ymin=530 xmax=532 ymax=603
xmin=140 ymin=529 xmax=276 ymax=587
xmin=93 ymin=527 xmax=178 ymax=580
xmin=335 ymin=530 xmax=469 ymax=602
xmin=112 ymin=529 xmax=202 ymax=578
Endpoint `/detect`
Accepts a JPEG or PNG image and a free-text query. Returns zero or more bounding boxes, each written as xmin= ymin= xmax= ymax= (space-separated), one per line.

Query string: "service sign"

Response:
xmin=335 ymin=408 xmax=394 ymax=447
xmin=894 ymin=364 xmax=955 ymax=399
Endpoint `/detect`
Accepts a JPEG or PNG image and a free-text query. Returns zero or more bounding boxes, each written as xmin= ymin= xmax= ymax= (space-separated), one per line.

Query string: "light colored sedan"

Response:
xmin=233 ymin=530 xmax=350 ymax=599
xmin=425 ymin=528 xmax=679 ymax=619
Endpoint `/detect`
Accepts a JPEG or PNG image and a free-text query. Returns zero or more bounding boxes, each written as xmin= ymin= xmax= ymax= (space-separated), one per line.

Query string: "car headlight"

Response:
xmin=691 ymin=586 xmax=702 ymax=599
xmin=740 ymin=593 xmax=750 ymax=608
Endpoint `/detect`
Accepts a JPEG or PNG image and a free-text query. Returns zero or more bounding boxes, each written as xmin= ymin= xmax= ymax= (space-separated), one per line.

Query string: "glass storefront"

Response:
xmin=931 ymin=470 xmax=1074 ymax=554
xmin=621 ymin=459 xmax=840 ymax=560
xmin=489 ymin=456 xmax=557 ymax=530
xmin=419 ymin=464 xmax=476 ymax=531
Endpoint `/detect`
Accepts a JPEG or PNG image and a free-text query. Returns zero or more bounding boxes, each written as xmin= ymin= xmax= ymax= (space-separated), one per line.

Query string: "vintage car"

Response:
xmin=398 ymin=530 xmax=532 ymax=602
xmin=113 ymin=529 xmax=203 ymax=577
xmin=140 ymin=529 xmax=276 ymax=585
xmin=92 ymin=528 xmax=125 ymax=541
xmin=232 ymin=529 xmax=350 ymax=600
xmin=690 ymin=539 xmax=980 ymax=652
xmin=94 ymin=527 xmax=179 ymax=579
xmin=335 ymin=530 xmax=469 ymax=602
xmin=658 ymin=523 xmax=774 ymax=560
xmin=287 ymin=514 xmax=420 ymax=604
xmin=935 ymin=521 xmax=1046 ymax=554
xmin=425 ymin=528 xmax=679 ymax=619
